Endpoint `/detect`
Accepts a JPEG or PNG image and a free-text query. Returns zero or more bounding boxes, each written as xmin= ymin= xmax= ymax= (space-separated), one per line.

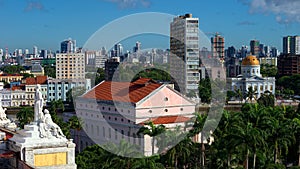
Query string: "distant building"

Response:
xmin=47 ymin=78 xmax=91 ymax=102
xmin=228 ymin=55 xmax=275 ymax=99
xmin=250 ymin=40 xmax=260 ymax=56
xmin=211 ymin=33 xmax=225 ymax=59
xmin=56 ymin=53 xmax=85 ymax=80
xmin=25 ymin=76 xmax=48 ymax=105
xmin=61 ymin=38 xmax=76 ymax=53
xmin=259 ymin=57 xmax=277 ymax=66
xmin=278 ymin=54 xmax=300 ymax=76
xmin=0 ymin=74 xmax=23 ymax=83
xmin=283 ymin=35 xmax=300 ymax=55
xmin=105 ymin=57 xmax=120 ymax=81
xmin=170 ymin=13 xmax=200 ymax=94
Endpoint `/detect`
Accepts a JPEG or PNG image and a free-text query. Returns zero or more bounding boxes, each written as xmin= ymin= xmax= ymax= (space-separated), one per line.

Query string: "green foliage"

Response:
xmin=75 ymin=104 xmax=300 ymax=168
xmin=44 ymin=65 xmax=56 ymax=78
xmin=21 ymin=73 xmax=34 ymax=79
xmin=198 ymin=78 xmax=211 ymax=104
xmin=277 ymin=74 xmax=300 ymax=95
xmin=76 ymin=140 xmax=164 ymax=169
xmin=260 ymin=64 xmax=278 ymax=77
xmin=257 ymin=92 xmax=275 ymax=107
xmin=16 ymin=107 xmax=34 ymax=129
xmin=66 ymin=87 xmax=86 ymax=103
xmin=96 ymin=68 xmax=105 ymax=85
xmin=0 ymin=65 xmax=25 ymax=74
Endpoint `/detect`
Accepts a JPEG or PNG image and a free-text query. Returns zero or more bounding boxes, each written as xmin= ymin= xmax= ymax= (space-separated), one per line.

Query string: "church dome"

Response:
xmin=241 ymin=55 xmax=260 ymax=66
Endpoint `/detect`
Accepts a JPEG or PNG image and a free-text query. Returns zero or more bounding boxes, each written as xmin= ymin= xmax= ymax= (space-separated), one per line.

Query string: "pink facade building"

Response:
xmin=75 ymin=78 xmax=196 ymax=155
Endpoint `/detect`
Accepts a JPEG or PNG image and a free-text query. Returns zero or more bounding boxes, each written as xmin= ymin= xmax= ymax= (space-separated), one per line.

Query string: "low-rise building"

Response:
xmin=75 ymin=78 xmax=196 ymax=155
xmin=25 ymin=76 xmax=47 ymax=105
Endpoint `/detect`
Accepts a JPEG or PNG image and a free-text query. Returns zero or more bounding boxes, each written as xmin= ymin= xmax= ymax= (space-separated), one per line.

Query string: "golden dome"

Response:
xmin=241 ymin=55 xmax=260 ymax=66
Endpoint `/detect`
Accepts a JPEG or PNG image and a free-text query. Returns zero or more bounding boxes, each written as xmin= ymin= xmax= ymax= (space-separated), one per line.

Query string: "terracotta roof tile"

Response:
xmin=139 ymin=116 xmax=190 ymax=125
xmin=82 ymin=78 xmax=162 ymax=103
xmin=26 ymin=76 xmax=47 ymax=85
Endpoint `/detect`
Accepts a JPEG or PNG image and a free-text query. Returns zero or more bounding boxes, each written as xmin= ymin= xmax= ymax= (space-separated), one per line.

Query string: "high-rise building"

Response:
xmin=170 ymin=13 xmax=200 ymax=94
xmin=33 ymin=46 xmax=38 ymax=57
xmin=133 ymin=41 xmax=141 ymax=53
xmin=250 ymin=40 xmax=260 ymax=56
xmin=60 ymin=38 xmax=76 ymax=53
xmin=283 ymin=35 xmax=300 ymax=55
xmin=211 ymin=33 xmax=225 ymax=59
xmin=105 ymin=57 xmax=120 ymax=81
xmin=114 ymin=43 xmax=123 ymax=57
xmin=56 ymin=53 xmax=85 ymax=80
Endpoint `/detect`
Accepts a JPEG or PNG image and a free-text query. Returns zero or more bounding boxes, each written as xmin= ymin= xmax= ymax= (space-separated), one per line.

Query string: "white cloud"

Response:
xmin=24 ymin=1 xmax=47 ymax=12
xmin=105 ymin=0 xmax=150 ymax=9
xmin=243 ymin=0 xmax=300 ymax=24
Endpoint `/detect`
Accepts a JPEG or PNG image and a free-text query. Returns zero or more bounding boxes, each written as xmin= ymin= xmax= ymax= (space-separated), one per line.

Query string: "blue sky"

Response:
xmin=0 ymin=0 xmax=300 ymax=52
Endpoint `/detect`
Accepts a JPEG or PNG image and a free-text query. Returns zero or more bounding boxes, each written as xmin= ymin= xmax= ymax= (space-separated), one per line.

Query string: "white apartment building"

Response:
xmin=56 ymin=53 xmax=85 ymax=80
xmin=170 ymin=13 xmax=200 ymax=94
xmin=47 ymin=78 xmax=91 ymax=102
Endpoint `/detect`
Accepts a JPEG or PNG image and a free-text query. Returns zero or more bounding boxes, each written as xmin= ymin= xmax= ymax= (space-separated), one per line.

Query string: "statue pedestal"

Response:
xmin=9 ymin=124 xmax=76 ymax=169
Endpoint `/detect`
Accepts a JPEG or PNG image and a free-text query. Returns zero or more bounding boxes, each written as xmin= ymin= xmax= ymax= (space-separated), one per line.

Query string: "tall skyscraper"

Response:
xmin=211 ymin=33 xmax=225 ymax=59
xmin=133 ymin=41 xmax=141 ymax=53
xmin=250 ymin=40 xmax=260 ymax=56
xmin=170 ymin=13 xmax=199 ymax=94
xmin=114 ymin=43 xmax=123 ymax=57
xmin=33 ymin=46 xmax=38 ymax=57
xmin=61 ymin=38 xmax=76 ymax=53
xmin=283 ymin=35 xmax=300 ymax=55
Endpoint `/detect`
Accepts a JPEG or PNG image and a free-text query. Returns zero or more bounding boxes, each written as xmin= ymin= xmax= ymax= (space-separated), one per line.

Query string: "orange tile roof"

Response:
xmin=26 ymin=76 xmax=47 ymax=85
xmin=139 ymin=116 xmax=190 ymax=125
xmin=82 ymin=78 xmax=162 ymax=103
xmin=11 ymin=85 xmax=25 ymax=91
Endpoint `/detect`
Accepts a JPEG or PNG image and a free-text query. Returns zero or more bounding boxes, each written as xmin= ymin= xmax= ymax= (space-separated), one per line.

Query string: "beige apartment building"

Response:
xmin=56 ymin=53 xmax=85 ymax=80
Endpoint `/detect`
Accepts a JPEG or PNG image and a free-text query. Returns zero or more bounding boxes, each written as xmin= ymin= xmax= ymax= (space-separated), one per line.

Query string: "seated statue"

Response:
xmin=39 ymin=109 xmax=65 ymax=139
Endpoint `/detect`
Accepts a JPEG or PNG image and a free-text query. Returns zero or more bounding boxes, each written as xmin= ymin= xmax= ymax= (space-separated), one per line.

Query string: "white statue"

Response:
xmin=39 ymin=109 xmax=65 ymax=139
xmin=34 ymin=85 xmax=44 ymax=122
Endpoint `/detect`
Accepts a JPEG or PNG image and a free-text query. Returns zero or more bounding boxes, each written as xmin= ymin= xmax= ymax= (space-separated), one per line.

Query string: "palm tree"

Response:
xmin=16 ymin=107 xmax=34 ymax=129
xmin=245 ymin=86 xmax=258 ymax=103
xmin=137 ymin=121 xmax=166 ymax=156
xmin=235 ymin=89 xmax=244 ymax=103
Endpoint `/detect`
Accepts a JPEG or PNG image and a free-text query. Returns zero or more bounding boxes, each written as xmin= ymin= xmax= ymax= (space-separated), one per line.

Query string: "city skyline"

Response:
xmin=0 ymin=0 xmax=300 ymax=51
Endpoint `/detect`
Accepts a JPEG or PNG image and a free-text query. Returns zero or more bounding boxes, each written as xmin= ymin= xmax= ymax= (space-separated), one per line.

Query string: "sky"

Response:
xmin=0 ymin=0 xmax=300 ymax=53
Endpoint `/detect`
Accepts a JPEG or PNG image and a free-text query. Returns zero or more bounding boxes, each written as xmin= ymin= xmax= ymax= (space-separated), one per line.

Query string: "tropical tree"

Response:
xmin=257 ymin=91 xmax=275 ymax=107
xmin=198 ymin=78 xmax=212 ymax=104
xmin=16 ymin=107 xmax=34 ymax=129
xmin=68 ymin=116 xmax=83 ymax=152
xmin=245 ymin=86 xmax=258 ymax=103
xmin=235 ymin=89 xmax=244 ymax=103
xmin=137 ymin=121 xmax=166 ymax=156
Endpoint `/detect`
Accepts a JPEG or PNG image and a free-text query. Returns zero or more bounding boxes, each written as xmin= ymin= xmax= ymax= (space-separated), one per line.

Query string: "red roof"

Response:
xmin=82 ymin=78 xmax=162 ymax=103
xmin=139 ymin=116 xmax=190 ymax=125
xmin=11 ymin=85 xmax=25 ymax=91
xmin=26 ymin=76 xmax=47 ymax=85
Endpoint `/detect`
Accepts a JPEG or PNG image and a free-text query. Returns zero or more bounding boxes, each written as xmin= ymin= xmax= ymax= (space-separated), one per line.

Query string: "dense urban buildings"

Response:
xmin=170 ymin=13 xmax=200 ymax=94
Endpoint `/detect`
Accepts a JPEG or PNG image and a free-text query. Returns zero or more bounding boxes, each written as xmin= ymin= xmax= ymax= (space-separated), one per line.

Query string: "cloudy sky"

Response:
xmin=0 ymin=0 xmax=299 ymax=52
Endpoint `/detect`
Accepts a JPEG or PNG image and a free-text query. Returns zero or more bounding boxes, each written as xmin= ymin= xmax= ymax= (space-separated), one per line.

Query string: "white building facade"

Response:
xmin=228 ymin=55 xmax=276 ymax=99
